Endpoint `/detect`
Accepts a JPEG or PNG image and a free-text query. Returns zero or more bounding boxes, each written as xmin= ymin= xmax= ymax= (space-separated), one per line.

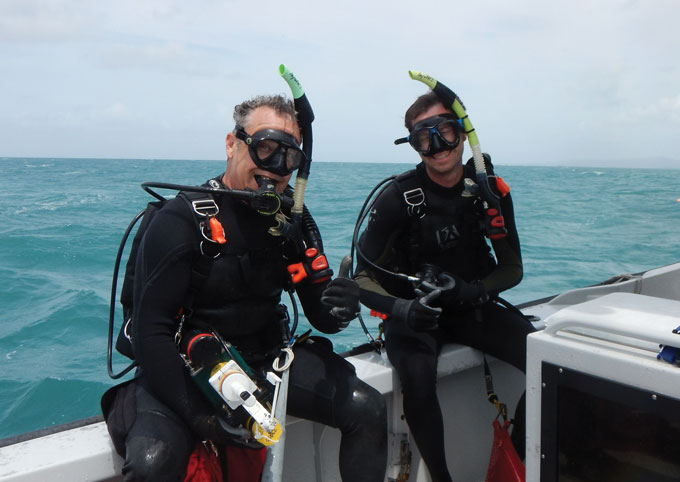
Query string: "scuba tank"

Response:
xmin=180 ymin=330 xmax=283 ymax=446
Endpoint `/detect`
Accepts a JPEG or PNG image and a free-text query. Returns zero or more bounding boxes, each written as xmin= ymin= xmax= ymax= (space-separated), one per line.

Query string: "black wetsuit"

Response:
xmin=356 ymin=160 xmax=535 ymax=482
xmin=103 ymin=175 xmax=387 ymax=481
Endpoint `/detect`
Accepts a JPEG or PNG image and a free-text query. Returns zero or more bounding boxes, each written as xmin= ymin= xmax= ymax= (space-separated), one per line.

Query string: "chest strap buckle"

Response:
xmin=403 ymin=187 xmax=426 ymax=218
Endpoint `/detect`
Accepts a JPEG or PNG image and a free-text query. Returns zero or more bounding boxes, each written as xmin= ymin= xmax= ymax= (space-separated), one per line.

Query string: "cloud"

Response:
xmin=1 ymin=0 xmax=679 ymax=165
xmin=629 ymin=94 xmax=680 ymax=123
xmin=0 ymin=0 xmax=93 ymax=43
xmin=93 ymin=40 xmax=237 ymax=77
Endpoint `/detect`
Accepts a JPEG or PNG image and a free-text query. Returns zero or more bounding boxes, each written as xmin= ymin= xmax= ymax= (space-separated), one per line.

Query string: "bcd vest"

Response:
xmin=392 ymin=161 xmax=498 ymax=282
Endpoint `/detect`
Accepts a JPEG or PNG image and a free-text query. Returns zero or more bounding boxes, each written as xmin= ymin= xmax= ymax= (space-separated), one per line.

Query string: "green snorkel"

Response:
xmin=277 ymin=65 xmax=332 ymax=282
xmin=408 ymin=70 xmax=507 ymax=239
xmin=261 ymin=64 xmax=317 ymax=482
xmin=279 ymin=64 xmax=314 ymax=218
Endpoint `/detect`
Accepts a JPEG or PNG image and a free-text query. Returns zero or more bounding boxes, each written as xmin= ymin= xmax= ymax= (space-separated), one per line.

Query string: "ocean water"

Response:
xmin=0 ymin=157 xmax=678 ymax=439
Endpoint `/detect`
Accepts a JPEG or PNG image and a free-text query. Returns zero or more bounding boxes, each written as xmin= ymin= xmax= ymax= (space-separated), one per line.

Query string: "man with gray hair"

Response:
xmin=102 ymin=94 xmax=387 ymax=481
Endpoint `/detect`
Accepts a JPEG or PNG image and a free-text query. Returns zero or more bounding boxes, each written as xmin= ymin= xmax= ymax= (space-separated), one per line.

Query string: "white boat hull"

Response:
xmin=2 ymin=262 xmax=679 ymax=481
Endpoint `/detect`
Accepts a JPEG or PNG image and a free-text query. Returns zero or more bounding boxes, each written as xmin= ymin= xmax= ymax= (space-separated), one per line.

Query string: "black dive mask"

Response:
xmin=235 ymin=125 xmax=306 ymax=176
xmin=394 ymin=113 xmax=462 ymax=157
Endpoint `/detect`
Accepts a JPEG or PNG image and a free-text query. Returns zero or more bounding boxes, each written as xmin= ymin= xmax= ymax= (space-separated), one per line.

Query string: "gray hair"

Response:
xmin=232 ymin=94 xmax=298 ymax=129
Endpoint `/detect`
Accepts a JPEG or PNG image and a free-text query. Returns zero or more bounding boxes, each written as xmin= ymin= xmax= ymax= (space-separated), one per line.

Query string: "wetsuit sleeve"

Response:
xmin=292 ymin=206 xmax=350 ymax=334
xmin=354 ymin=183 xmax=410 ymax=315
xmin=131 ymin=200 xmax=216 ymax=425
xmin=482 ymin=191 xmax=523 ymax=296
xmin=289 ymin=204 xmax=360 ymax=334
xmin=296 ymin=280 xmax=346 ymax=334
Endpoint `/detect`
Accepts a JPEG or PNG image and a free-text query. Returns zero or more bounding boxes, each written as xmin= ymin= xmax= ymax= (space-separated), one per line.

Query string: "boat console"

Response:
xmin=526 ymin=292 xmax=680 ymax=481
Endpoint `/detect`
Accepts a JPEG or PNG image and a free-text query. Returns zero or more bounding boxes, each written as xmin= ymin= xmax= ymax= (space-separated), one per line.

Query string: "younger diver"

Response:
xmin=354 ymin=75 xmax=535 ymax=482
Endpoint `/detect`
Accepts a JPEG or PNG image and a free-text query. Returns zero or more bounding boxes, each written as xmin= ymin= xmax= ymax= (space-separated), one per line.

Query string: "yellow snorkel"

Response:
xmin=407 ymin=70 xmax=508 ymax=239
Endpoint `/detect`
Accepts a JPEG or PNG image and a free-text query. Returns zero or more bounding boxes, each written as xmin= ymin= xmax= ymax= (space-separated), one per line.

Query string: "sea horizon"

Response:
xmin=0 ymin=157 xmax=678 ymax=438
xmin=2 ymin=155 xmax=679 ymax=170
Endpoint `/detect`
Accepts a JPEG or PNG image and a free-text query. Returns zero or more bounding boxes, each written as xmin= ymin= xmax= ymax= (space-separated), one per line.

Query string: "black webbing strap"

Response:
xmin=177 ymin=191 xmax=223 ymax=318
xmin=483 ymin=354 xmax=507 ymax=421
xmin=392 ymin=170 xmax=425 ymax=274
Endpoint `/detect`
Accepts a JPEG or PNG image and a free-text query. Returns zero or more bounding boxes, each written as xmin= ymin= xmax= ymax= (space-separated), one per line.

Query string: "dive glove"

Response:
xmin=392 ymin=290 xmax=442 ymax=331
xmin=320 ymin=256 xmax=360 ymax=330
xmin=193 ymin=414 xmax=262 ymax=449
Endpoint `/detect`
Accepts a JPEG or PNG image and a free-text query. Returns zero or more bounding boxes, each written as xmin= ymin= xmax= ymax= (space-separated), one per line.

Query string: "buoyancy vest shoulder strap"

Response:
xmin=392 ymin=155 xmax=503 ymax=217
xmin=176 ymin=191 xmax=223 ymax=316
xmin=114 ymin=190 xmax=222 ymax=364
xmin=391 ymin=169 xmax=424 ymax=273
xmin=393 ymin=169 xmax=426 ymax=218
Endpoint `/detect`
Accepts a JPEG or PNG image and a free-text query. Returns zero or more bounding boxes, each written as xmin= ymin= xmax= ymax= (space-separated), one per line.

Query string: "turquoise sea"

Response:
xmin=1 ymin=157 xmax=678 ymax=439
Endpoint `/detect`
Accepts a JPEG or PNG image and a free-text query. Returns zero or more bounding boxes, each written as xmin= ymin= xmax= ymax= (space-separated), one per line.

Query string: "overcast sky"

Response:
xmin=1 ymin=0 xmax=678 ymax=167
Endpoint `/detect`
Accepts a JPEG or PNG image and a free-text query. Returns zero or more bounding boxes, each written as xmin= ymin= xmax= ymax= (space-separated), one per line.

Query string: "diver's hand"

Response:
xmin=192 ymin=414 xmax=261 ymax=448
xmin=392 ymin=291 xmax=442 ymax=331
xmin=321 ymin=278 xmax=360 ymax=329
xmin=320 ymin=256 xmax=360 ymax=330
xmin=437 ymin=272 xmax=488 ymax=306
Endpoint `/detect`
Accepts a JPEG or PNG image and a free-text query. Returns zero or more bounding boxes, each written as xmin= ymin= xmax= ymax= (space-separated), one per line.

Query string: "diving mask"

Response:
xmin=394 ymin=114 xmax=462 ymax=157
xmin=235 ymin=125 xmax=306 ymax=176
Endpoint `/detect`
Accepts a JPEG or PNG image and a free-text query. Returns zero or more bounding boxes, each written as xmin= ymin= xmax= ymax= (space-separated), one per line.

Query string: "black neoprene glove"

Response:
xmin=320 ymin=256 xmax=360 ymax=330
xmin=436 ymin=273 xmax=489 ymax=306
xmin=192 ymin=414 xmax=261 ymax=449
xmin=392 ymin=290 xmax=442 ymax=331
xmin=321 ymin=278 xmax=360 ymax=329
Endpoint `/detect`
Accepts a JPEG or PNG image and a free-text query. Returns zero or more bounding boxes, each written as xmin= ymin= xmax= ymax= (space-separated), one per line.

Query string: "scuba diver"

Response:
xmin=101 ymin=88 xmax=387 ymax=481
xmin=354 ymin=73 xmax=535 ymax=482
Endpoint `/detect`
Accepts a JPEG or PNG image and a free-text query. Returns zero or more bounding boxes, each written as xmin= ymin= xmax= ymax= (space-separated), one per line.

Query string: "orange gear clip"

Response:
xmin=208 ymin=217 xmax=226 ymax=244
xmin=370 ymin=310 xmax=388 ymax=320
